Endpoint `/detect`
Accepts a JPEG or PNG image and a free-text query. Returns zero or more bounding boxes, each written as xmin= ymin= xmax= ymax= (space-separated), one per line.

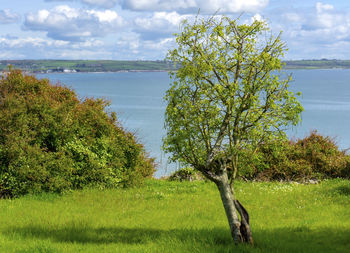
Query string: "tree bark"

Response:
xmin=233 ymin=199 xmax=253 ymax=244
xmin=215 ymin=171 xmax=242 ymax=243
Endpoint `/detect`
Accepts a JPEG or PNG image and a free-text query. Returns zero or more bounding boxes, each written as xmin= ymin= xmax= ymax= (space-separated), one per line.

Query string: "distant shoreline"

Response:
xmin=2 ymin=59 xmax=350 ymax=73
xmin=35 ymin=69 xmax=170 ymax=75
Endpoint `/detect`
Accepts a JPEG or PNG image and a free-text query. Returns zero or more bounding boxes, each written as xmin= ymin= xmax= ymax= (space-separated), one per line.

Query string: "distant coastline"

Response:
xmin=0 ymin=60 xmax=175 ymax=74
xmin=1 ymin=59 xmax=350 ymax=73
xmin=283 ymin=59 xmax=350 ymax=70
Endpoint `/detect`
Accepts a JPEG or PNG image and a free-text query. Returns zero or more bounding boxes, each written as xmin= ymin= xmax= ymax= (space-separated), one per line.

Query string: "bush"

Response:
xmin=0 ymin=69 xmax=155 ymax=198
xmin=238 ymin=131 xmax=350 ymax=181
xmin=168 ymin=167 xmax=204 ymax=181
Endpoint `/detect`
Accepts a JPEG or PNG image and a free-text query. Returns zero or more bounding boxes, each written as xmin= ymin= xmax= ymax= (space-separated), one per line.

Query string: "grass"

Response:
xmin=0 ymin=179 xmax=349 ymax=252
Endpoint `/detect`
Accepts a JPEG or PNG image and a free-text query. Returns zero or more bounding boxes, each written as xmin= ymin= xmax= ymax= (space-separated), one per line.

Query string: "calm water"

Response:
xmin=38 ymin=69 xmax=350 ymax=177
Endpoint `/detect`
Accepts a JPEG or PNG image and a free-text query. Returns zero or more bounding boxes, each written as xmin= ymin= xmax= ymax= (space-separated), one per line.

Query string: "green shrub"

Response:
xmin=168 ymin=167 xmax=204 ymax=181
xmin=238 ymin=131 xmax=350 ymax=181
xmin=0 ymin=69 xmax=155 ymax=198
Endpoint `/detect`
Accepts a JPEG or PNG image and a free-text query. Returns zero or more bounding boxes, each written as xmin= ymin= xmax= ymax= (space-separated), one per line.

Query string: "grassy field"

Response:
xmin=0 ymin=179 xmax=349 ymax=253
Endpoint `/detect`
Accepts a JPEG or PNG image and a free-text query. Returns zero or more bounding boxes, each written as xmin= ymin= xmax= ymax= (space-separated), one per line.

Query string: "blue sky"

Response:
xmin=0 ymin=0 xmax=349 ymax=60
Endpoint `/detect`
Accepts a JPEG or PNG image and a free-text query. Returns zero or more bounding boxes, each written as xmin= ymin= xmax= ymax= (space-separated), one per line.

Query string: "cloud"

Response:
xmin=134 ymin=12 xmax=190 ymax=39
xmin=115 ymin=34 xmax=175 ymax=59
xmin=115 ymin=33 xmax=141 ymax=55
xmin=45 ymin=0 xmax=268 ymax=13
xmin=0 ymin=9 xmax=20 ymax=24
xmin=81 ymin=0 xmax=120 ymax=8
xmin=264 ymin=2 xmax=350 ymax=59
xmin=23 ymin=5 xmax=124 ymax=41
xmin=123 ymin=0 xmax=196 ymax=12
xmin=0 ymin=36 xmax=105 ymax=49
xmin=282 ymin=12 xmax=303 ymax=23
xmin=0 ymin=35 xmax=109 ymax=59
xmin=45 ymin=0 xmax=120 ymax=8
xmin=300 ymin=2 xmax=343 ymax=31
xmin=123 ymin=0 xmax=269 ymax=14
xmin=247 ymin=13 xmax=264 ymax=24
xmin=294 ymin=2 xmax=350 ymax=42
xmin=316 ymin=2 xmax=334 ymax=12
xmin=0 ymin=33 xmax=172 ymax=60
xmin=0 ymin=37 xmax=66 ymax=48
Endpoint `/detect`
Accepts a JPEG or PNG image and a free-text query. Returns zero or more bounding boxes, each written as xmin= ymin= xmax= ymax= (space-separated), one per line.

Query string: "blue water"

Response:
xmin=37 ymin=69 xmax=350 ymax=177
xmin=287 ymin=69 xmax=350 ymax=147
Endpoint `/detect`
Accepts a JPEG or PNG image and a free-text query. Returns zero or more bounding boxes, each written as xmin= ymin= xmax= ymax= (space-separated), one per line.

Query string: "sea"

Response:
xmin=37 ymin=69 xmax=350 ymax=177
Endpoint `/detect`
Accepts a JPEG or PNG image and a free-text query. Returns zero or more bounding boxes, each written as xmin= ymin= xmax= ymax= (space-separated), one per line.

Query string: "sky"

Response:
xmin=0 ymin=0 xmax=350 ymax=60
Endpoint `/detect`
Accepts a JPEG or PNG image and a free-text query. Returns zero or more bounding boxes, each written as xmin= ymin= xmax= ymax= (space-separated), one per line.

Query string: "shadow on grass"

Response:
xmin=4 ymin=225 xmax=234 ymax=246
xmin=3 ymin=225 xmax=350 ymax=252
xmin=5 ymin=226 xmax=165 ymax=244
xmin=334 ymin=185 xmax=350 ymax=196
xmin=253 ymin=227 xmax=350 ymax=253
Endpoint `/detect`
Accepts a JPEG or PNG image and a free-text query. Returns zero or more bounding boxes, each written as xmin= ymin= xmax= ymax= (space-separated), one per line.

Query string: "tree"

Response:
xmin=163 ymin=16 xmax=303 ymax=244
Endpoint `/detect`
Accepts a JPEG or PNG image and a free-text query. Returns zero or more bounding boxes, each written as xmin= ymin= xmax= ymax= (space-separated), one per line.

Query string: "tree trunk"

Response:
xmin=233 ymin=199 xmax=253 ymax=244
xmin=215 ymin=171 xmax=242 ymax=243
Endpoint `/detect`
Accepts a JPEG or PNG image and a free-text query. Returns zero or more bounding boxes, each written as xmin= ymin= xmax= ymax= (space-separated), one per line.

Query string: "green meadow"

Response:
xmin=0 ymin=179 xmax=349 ymax=253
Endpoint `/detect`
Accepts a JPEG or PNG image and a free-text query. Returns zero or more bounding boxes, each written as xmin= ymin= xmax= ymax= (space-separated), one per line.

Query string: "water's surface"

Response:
xmin=38 ymin=69 xmax=350 ymax=177
xmin=286 ymin=69 xmax=350 ymax=147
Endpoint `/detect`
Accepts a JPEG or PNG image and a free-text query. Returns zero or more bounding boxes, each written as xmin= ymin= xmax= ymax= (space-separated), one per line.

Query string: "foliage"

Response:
xmin=0 ymin=69 xmax=155 ymax=198
xmin=163 ymin=15 xmax=303 ymax=181
xmin=240 ymin=131 xmax=350 ymax=181
xmin=168 ymin=167 xmax=204 ymax=181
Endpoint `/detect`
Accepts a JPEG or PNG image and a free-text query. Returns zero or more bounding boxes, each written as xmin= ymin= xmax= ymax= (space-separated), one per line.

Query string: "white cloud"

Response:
xmin=312 ymin=3 xmax=340 ymax=29
xmin=0 ymin=37 xmax=49 ymax=48
xmin=45 ymin=0 xmax=268 ymax=12
xmin=89 ymin=9 xmax=119 ymax=22
xmin=124 ymin=0 xmax=195 ymax=12
xmin=45 ymin=0 xmax=120 ymax=9
xmin=265 ymin=2 xmax=350 ymax=59
xmin=143 ymin=37 xmax=174 ymax=51
xmin=116 ymin=34 xmax=140 ymax=54
xmin=116 ymin=35 xmax=175 ymax=59
xmin=316 ymin=2 xmax=334 ymax=13
xmin=296 ymin=2 xmax=348 ymax=32
xmin=82 ymin=0 xmax=120 ymax=8
xmin=136 ymin=12 xmax=186 ymax=28
xmin=23 ymin=5 xmax=124 ymax=41
xmin=298 ymin=3 xmax=350 ymax=40
xmin=250 ymin=13 xmax=263 ymax=23
xmin=0 ymin=36 xmax=105 ymax=49
xmin=0 ymin=9 xmax=20 ymax=24
xmin=134 ymin=12 xmax=190 ymax=39
xmin=0 ymin=51 xmax=25 ymax=59
xmin=123 ymin=0 xmax=269 ymax=14
xmin=0 ymin=35 xmax=109 ymax=59
xmin=283 ymin=12 xmax=303 ymax=23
